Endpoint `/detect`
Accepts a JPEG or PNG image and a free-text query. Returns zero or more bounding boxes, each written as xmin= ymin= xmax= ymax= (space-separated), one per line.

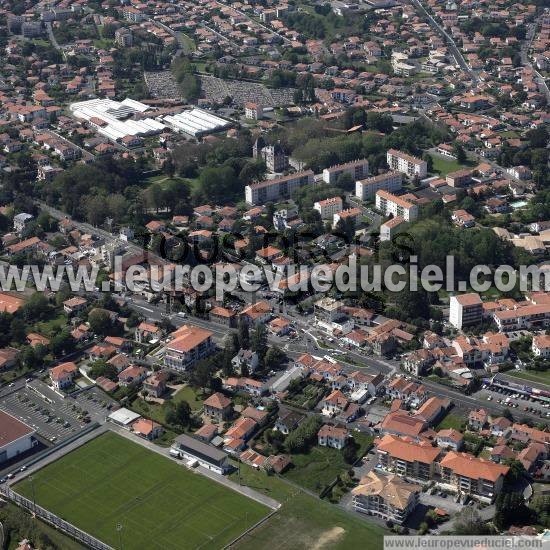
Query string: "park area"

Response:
xmin=14 ymin=432 xmax=269 ymax=550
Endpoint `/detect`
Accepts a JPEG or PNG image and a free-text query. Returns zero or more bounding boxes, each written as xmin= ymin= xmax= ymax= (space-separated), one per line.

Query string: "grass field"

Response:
xmin=507 ymin=369 xmax=550 ymax=386
xmin=230 ymin=462 xmax=385 ymax=549
xmin=436 ymin=412 xmax=466 ymax=431
xmin=15 ymin=432 xmax=269 ymax=550
xmin=284 ymin=434 xmax=373 ymax=494
xmin=429 ymin=154 xmax=474 ymax=176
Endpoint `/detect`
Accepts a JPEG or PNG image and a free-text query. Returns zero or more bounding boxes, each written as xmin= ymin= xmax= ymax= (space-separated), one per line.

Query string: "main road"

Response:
xmin=410 ymin=0 xmax=479 ymax=83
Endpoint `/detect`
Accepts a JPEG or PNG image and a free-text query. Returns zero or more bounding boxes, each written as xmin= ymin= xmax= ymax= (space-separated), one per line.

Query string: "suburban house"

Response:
xmin=49 ymin=362 xmax=77 ymax=390
xmin=203 ymin=392 xmax=233 ymax=421
xmin=317 ymin=424 xmax=349 ymax=449
xmin=274 ymin=408 xmax=304 ymax=434
xmin=132 ymin=418 xmax=164 ymax=440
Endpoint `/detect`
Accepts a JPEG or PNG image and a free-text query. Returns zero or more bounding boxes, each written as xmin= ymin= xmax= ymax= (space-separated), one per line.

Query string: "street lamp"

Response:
xmin=116 ymin=522 xmax=123 ymax=550
xmin=29 ymin=476 xmax=36 ymax=515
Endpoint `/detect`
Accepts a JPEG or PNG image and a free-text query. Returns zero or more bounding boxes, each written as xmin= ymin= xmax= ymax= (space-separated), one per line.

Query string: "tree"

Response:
xmin=189 ymin=357 xmax=216 ymax=392
xmin=238 ymin=318 xmax=250 ymax=349
xmin=21 ymin=293 xmax=51 ymax=322
xmin=174 ymin=400 xmax=191 ymax=426
xmin=453 ymin=143 xmax=467 ymax=163
xmin=50 ymin=329 xmax=75 ymax=357
xmin=265 ymin=346 xmax=286 ymax=372
xmin=251 ymin=324 xmax=268 ymax=361
xmin=453 ymin=508 xmax=493 ymax=535
xmin=88 ymin=309 xmax=112 ymax=336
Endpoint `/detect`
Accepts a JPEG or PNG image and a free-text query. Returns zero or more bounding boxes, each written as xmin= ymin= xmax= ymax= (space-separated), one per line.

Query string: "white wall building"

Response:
xmin=375 ymin=191 xmax=419 ymax=221
xmin=322 ymin=158 xmax=369 ymax=185
xmin=449 ymin=293 xmax=483 ymax=330
xmin=387 ymin=149 xmax=427 ymax=179
xmin=0 ymin=410 xmax=36 ymax=464
xmin=356 ymin=171 xmax=403 ymax=201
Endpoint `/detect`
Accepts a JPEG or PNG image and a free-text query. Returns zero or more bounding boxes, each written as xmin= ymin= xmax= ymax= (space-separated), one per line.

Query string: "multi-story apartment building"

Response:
xmin=386 ymin=149 xmax=427 ymax=179
xmin=352 ymin=471 xmax=421 ymax=525
xmin=314 ymin=197 xmax=343 ymax=219
xmin=532 ymin=334 xmax=550 ymax=358
xmin=355 ymin=171 xmax=403 ymax=200
xmin=494 ymin=304 xmax=550 ymax=332
xmin=164 ymin=325 xmax=214 ymax=370
xmin=322 ymin=158 xmax=369 ymax=185
xmin=376 ymin=434 xmax=440 ymax=481
xmin=375 ymin=190 xmax=419 ymax=221
xmin=439 ymin=452 xmax=509 ymax=501
xmin=245 ymin=170 xmax=314 ymax=205
xmin=449 ymin=293 xmax=483 ymax=330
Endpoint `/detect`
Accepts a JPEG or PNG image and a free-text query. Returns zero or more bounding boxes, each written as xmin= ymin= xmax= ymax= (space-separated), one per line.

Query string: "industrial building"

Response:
xmin=162 ymin=108 xmax=231 ymax=138
xmin=69 ymin=98 xmax=165 ymax=144
xmin=0 ymin=410 xmax=36 ymax=464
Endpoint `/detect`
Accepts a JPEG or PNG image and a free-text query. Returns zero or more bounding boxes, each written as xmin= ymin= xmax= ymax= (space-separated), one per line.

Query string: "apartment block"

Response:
xmin=494 ymin=303 xmax=550 ymax=332
xmin=322 ymin=159 xmax=369 ymax=185
xmin=439 ymin=452 xmax=508 ymax=501
xmin=164 ymin=325 xmax=215 ymax=370
xmin=375 ymin=190 xmax=419 ymax=221
xmin=386 ymin=149 xmax=427 ymax=179
xmin=449 ymin=293 xmax=483 ymax=330
xmin=376 ymin=434 xmax=440 ymax=481
xmin=314 ymin=196 xmax=343 ymax=219
xmin=352 ymin=471 xmax=421 ymax=525
xmin=245 ymin=170 xmax=314 ymax=205
xmin=355 ymin=170 xmax=403 ymax=200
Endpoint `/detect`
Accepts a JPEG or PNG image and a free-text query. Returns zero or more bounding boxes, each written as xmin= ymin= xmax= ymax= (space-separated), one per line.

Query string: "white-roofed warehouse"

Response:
xmin=69 ymin=98 xmax=165 ymax=143
xmin=163 ymin=108 xmax=231 ymax=138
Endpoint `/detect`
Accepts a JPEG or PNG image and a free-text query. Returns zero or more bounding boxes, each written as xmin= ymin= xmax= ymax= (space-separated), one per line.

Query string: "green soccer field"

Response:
xmin=14 ymin=432 xmax=269 ymax=550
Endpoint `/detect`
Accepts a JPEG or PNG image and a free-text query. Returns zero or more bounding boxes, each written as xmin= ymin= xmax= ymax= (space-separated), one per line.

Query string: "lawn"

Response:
xmin=0 ymin=502 xmax=86 ymax=550
xmin=284 ymin=434 xmax=373 ymax=494
xmin=173 ymin=384 xmax=205 ymax=411
xmin=230 ymin=461 xmax=385 ymax=550
xmin=429 ymin=154 xmax=474 ymax=176
xmin=34 ymin=312 xmax=69 ymax=339
xmin=507 ymin=369 xmax=550 ymax=386
xmin=15 ymin=432 xmax=269 ymax=550
xmin=436 ymin=412 xmax=466 ymax=431
xmin=130 ymin=385 xmax=204 ymax=426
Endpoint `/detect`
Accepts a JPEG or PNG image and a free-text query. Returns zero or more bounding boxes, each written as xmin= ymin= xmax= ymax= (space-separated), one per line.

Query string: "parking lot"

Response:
xmin=0 ymin=381 xmax=117 ymax=443
xmin=476 ymin=384 xmax=550 ymax=420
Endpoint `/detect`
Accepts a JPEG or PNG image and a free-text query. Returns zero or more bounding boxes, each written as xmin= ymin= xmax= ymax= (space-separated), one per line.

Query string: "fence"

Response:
xmin=1 ymin=486 xmax=113 ymax=550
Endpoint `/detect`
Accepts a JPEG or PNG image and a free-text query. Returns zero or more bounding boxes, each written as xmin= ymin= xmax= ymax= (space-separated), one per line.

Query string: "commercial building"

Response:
xmin=164 ymin=325 xmax=215 ymax=370
xmin=449 ymin=293 xmax=483 ymax=330
xmin=171 ymin=434 xmax=231 ymax=474
xmin=352 ymin=471 xmax=421 ymax=524
xmin=386 ymin=149 xmax=427 ymax=179
xmin=0 ymin=410 xmax=36 ymax=464
xmin=375 ymin=190 xmax=419 ymax=221
xmin=355 ymin=171 xmax=403 ymax=201
xmin=245 ymin=170 xmax=314 ymax=205
xmin=322 ymin=159 xmax=369 ymax=185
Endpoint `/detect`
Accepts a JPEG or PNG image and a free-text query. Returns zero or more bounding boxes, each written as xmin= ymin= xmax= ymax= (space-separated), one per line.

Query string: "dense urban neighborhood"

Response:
xmin=0 ymin=0 xmax=548 ymax=547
